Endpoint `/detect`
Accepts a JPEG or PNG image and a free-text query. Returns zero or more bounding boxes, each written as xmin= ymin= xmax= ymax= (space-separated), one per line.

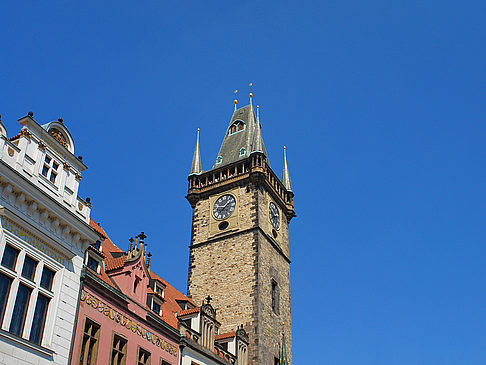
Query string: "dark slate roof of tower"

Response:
xmin=212 ymin=104 xmax=268 ymax=169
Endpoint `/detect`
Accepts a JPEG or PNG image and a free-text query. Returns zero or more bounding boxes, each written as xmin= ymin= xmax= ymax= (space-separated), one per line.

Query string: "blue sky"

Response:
xmin=1 ymin=1 xmax=485 ymax=364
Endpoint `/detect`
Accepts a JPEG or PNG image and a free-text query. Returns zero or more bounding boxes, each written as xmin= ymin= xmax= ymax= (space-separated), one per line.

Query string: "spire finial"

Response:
xmin=234 ymin=89 xmax=238 ymax=111
xmin=249 ymin=82 xmax=253 ymax=105
xmin=280 ymin=321 xmax=289 ymax=365
xmin=256 ymin=105 xmax=260 ymax=120
xmin=282 ymin=146 xmax=293 ymax=192
xmin=189 ymin=128 xmax=202 ymax=175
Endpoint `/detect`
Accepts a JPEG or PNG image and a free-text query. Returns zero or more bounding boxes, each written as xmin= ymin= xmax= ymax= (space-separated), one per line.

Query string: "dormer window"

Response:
xmin=228 ymin=121 xmax=246 ymax=136
xmin=151 ymin=298 xmax=162 ymax=316
xmin=86 ymin=255 xmax=100 ymax=273
xmin=239 ymin=147 xmax=246 ymax=157
xmin=154 ymin=281 xmax=165 ymax=298
xmin=92 ymin=240 xmax=101 ymax=251
xmin=41 ymin=155 xmax=60 ymax=184
xmin=216 ymin=156 xmax=223 ymax=164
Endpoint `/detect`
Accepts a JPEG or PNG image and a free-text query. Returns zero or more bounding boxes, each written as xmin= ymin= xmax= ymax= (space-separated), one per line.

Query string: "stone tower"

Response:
xmin=186 ymin=100 xmax=295 ymax=364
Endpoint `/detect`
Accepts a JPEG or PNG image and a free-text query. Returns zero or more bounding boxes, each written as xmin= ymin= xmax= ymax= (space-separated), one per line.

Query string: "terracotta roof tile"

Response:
xmin=89 ymin=219 xmax=197 ymax=330
xmin=177 ymin=307 xmax=200 ymax=317
xmin=215 ymin=331 xmax=236 ymax=341
xmin=8 ymin=134 xmax=20 ymax=142
xmin=105 ymin=256 xmax=126 ymax=271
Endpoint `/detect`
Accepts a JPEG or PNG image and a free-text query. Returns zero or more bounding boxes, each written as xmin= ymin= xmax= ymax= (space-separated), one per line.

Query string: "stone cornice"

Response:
xmin=190 ymin=226 xmax=291 ymax=264
xmin=0 ymin=159 xmax=102 ymax=250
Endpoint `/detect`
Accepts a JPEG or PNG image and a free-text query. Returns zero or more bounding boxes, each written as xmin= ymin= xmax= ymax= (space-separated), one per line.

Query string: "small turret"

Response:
xmin=282 ymin=147 xmax=292 ymax=192
xmin=251 ymin=115 xmax=264 ymax=154
xmin=189 ymin=129 xmax=202 ymax=175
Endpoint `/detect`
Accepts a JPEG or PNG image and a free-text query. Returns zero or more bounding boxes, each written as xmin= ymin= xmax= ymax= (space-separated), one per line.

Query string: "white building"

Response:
xmin=178 ymin=300 xmax=249 ymax=365
xmin=0 ymin=113 xmax=102 ymax=364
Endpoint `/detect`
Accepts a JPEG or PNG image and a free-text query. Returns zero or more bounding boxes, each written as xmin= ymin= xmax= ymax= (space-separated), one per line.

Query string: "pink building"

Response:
xmin=70 ymin=221 xmax=195 ymax=365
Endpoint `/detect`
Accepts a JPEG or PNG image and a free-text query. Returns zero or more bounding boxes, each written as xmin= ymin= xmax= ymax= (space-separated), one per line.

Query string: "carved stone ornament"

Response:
xmin=75 ymin=173 xmax=82 ymax=181
xmin=236 ymin=326 xmax=249 ymax=342
xmin=63 ymin=162 xmax=71 ymax=171
xmin=38 ymin=141 xmax=46 ymax=150
xmin=7 ymin=147 xmax=14 ymax=157
xmin=201 ymin=303 xmax=216 ymax=318
xmin=78 ymin=202 xmax=83 ymax=211
xmin=49 ymin=128 xmax=69 ymax=150
xmin=19 ymin=129 xmax=32 ymax=138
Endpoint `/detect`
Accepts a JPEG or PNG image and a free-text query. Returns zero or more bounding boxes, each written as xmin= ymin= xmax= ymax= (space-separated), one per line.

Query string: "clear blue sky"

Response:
xmin=1 ymin=1 xmax=485 ymax=364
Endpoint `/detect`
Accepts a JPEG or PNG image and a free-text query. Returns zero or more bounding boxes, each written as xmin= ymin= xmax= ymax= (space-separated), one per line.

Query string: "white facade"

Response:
xmin=0 ymin=115 xmax=101 ymax=365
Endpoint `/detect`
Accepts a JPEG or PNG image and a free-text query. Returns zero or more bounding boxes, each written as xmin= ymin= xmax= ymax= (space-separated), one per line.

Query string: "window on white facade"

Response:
xmin=41 ymin=155 xmax=60 ymax=184
xmin=0 ymin=243 xmax=56 ymax=345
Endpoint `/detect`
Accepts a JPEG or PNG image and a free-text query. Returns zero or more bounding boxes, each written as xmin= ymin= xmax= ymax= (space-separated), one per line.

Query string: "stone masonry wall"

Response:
xmin=187 ymin=181 xmax=292 ymax=365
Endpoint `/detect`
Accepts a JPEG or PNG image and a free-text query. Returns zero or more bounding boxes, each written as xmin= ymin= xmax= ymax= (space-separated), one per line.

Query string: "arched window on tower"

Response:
xmin=228 ymin=121 xmax=246 ymax=136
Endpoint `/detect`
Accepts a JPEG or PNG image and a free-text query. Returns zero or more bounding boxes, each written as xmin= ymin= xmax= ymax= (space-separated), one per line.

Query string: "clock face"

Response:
xmin=269 ymin=202 xmax=280 ymax=230
xmin=213 ymin=194 xmax=236 ymax=220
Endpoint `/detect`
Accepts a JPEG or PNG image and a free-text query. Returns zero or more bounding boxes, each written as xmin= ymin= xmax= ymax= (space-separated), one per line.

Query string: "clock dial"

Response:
xmin=269 ymin=202 xmax=280 ymax=229
xmin=213 ymin=194 xmax=236 ymax=220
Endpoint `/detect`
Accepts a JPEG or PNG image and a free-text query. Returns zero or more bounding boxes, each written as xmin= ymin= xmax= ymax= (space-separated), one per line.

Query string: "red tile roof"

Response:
xmin=105 ymin=256 xmax=126 ymax=271
xmin=88 ymin=219 xmax=196 ymax=330
xmin=177 ymin=307 xmax=200 ymax=317
xmin=215 ymin=331 xmax=236 ymax=341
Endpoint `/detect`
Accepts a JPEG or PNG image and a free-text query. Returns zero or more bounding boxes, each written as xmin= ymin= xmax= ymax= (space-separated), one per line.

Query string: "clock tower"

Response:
xmin=186 ymin=98 xmax=295 ymax=365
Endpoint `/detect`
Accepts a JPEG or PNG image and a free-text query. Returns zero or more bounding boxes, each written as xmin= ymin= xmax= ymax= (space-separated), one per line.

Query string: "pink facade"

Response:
xmin=71 ymin=284 xmax=179 ymax=365
xmin=70 ymin=225 xmax=182 ymax=365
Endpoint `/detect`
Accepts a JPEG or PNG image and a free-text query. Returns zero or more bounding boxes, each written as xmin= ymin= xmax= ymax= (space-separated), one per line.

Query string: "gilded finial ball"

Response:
xmin=249 ymin=92 xmax=253 ymax=98
xmin=197 ymin=128 xmax=200 ymax=131
xmin=257 ymin=105 xmax=259 ymax=108
xmin=234 ymin=99 xmax=238 ymax=104
xmin=284 ymin=146 xmax=286 ymax=150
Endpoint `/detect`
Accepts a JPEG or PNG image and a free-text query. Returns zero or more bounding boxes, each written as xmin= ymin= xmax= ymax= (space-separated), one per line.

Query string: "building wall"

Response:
xmin=187 ymin=181 xmax=293 ymax=365
xmin=71 ymin=286 xmax=179 ymax=365
xmin=0 ymin=118 xmax=99 ymax=365
xmin=0 ymin=214 xmax=85 ymax=365
xmin=181 ymin=346 xmax=221 ymax=365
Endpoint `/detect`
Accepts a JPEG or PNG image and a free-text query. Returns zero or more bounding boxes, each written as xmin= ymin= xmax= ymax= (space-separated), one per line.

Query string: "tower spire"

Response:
xmin=282 ymin=146 xmax=292 ymax=192
xmin=280 ymin=322 xmax=289 ymax=365
xmin=189 ymin=128 xmax=202 ymax=175
xmin=251 ymin=108 xmax=264 ymax=154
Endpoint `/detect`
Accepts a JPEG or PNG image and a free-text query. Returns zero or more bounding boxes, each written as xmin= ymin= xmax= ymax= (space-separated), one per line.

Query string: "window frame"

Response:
xmin=0 ymin=238 xmax=59 ymax=347
xmin=40 ymin=154 xmax=61 ymax=186
xmin=228 ymin=120 xmax=246 ymax=136
xmin=151 ymin=297 xmax=163 ymax=316
xmin=79 ymin=316 xmax=101 ymax=365
xmin=110 ymin=331 xmax=128 ymax=365
xmin=137 ymin=345 xmax=151 ymax=365
xmin=154 ymin=281 xmax=165 ymax=298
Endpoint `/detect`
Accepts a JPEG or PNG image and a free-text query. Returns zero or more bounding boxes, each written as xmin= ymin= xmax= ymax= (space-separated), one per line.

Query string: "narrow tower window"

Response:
xmin=271 ymin=279 xmax=279 ymax=315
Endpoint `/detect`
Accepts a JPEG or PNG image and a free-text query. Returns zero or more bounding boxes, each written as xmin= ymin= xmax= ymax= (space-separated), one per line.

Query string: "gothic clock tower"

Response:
xmin=186 ymin=96 xmax=295 ymax=365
